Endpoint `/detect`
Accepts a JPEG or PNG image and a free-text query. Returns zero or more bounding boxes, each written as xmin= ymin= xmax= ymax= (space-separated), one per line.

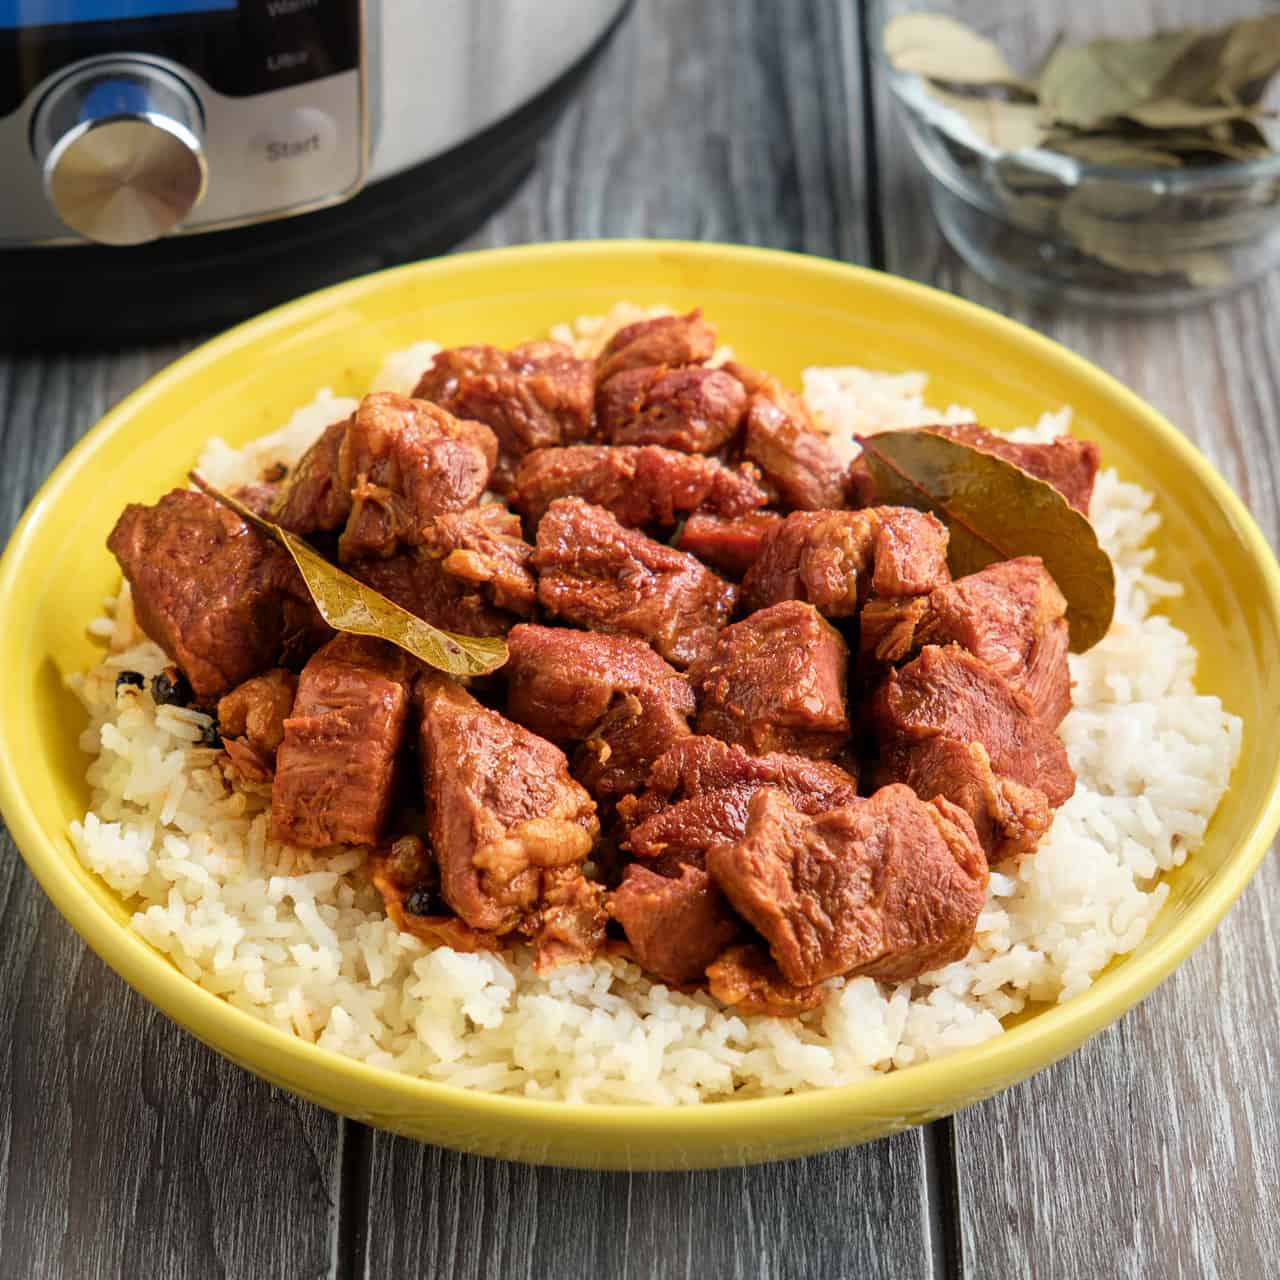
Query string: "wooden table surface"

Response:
xmin=2 ymin=3 xmax=1277 ymax=1276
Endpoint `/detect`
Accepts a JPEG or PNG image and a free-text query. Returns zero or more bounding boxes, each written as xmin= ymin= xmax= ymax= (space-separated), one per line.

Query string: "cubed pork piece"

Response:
xmin=868 ymin=644 xmax=1075 ymax=807
xmin=349 ymin=504 xmax=535 ymax=636
xmin=859 ymin=596 xmax=931 ymax=666
xmin=413 ymin=341 xmax=595 ymax=491
xmin=741 ymin=507 xmax=950 ymax=617
xmin=511 ymin=444 xmax=768 ymax=528
xmin=674 ymin=512 xmax=785 ymax=580
xmin=871 ymin=736 xmax=1052 ymax=861
xmin=608 ymin=863 xmax=742 ymax=987
xmin=848 ymin=422 xmax=1099 ymax=516
xmin=690 ymin=601 xmax=850 ymax=759
xmin=416 ymin=673 xmax=601 ymax=947
xmin=271 ymin=418 xmax=351 ymax=534
xmin=914 ymin=557 xmax=1071 ymax=728
xmin=337 ymin=393 xmax=499 ymax=560
xmin=271 ymin=395 xmax=499 ymax=560
xmin=597 ymin=365 xmax=748 ymax=453
xmin=534 ymin=497 xmax=737 ymax=668
xmin=107 ymin=488 xmax=319 ymax=702
xmin=867 ymin=644 xmax=1074 ymax=858
xmin=504 ymin=624 xmax=695 ymax=800
xmin=217 ymin=668 xmax=298 ymax=782
xmin=726 ymin=362 xmax=847 ymax=511
xmin=594 ymin=309 xmax=717 ymax=385
xmin=704 ymin=943 xmax=828 ymax=1016
xmin=706 ymin=785 xmax=988 ymax=986
xmin=270 ymin=635 xmax=416 ymax=848
xmin=617 ymin=736 xmax=859 ymax=874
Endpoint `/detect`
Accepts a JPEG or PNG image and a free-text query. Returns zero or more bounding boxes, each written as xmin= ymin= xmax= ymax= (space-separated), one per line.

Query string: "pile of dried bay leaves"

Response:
xmin=884 ymin=12 xmax=1280 ymax=289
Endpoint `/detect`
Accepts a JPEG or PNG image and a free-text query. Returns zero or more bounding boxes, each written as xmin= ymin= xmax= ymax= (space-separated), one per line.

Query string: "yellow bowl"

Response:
xmin=2 ymin=241 xmax=1278 ymax=1170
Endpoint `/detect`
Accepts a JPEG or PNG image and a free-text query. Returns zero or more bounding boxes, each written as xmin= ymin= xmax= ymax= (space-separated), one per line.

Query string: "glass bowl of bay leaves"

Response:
xmin=872 ymin=0 xmax=1280 ymax=309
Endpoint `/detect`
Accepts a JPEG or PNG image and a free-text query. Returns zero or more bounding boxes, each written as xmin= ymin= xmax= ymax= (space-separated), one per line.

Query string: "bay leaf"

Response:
xmin=1120 ymin=98 xmax=1273 ymax=130
xmin=883 ymin=13 xmax=1031 ymax=91
xmin=926 ymin=86 xmax=1046 ymax=151
xmin=1037 ymin=32 xmax=1203 ymax=130
xmin=1058 ymin=193 xmax=1235 ymax=285
xmin=1210 ymin=15 xmax=1280 ymax=103
xmin=190 ymin=475 xmax=509 ymax=677
xmin=855 ymin=430 xmax=1115 ymax=652
xmin=1042 ymin=132 xmax=1184 ymax=168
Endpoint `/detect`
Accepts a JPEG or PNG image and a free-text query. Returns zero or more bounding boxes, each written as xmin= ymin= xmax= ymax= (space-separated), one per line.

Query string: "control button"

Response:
xmin=32 ymin=60 xmax=206 ymax=247
xmin=248 ymin=107 xmax=338 ymax=193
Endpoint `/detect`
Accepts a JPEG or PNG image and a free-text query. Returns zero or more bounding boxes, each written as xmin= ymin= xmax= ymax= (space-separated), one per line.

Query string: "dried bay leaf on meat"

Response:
xmin=883 ymin=12 xmax=1032 ymax=91
xmin=190 ymin=474 xmax=509 ymax=676
xmin=855 ymin=431 xmax=1115 ymax=652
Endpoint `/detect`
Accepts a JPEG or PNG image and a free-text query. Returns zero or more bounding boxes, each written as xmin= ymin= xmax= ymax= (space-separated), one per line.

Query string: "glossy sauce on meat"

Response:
xmin=106 ymin=305 xmax=1093 ymax=1016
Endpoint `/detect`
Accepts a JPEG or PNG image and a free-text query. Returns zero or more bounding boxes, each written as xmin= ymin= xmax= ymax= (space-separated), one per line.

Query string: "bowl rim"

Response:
xmin=867 ymin=0 xmax=1280 ymax=189
xmin=3 ymin=237 xmax=1279 ymax=1138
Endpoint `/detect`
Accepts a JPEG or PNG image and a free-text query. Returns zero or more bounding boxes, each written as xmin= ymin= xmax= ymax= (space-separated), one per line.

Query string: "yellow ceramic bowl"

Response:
xmin=2 ymin=241 xmax=1278 ymax=1170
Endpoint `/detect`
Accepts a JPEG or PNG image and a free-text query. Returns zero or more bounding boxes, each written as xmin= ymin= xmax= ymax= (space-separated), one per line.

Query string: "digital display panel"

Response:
xmin=0 ymin=0 xmax=236 ymax=27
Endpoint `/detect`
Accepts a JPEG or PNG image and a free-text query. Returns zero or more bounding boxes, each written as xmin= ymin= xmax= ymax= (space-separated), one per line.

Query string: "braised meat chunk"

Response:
xmin=916 ymin=557 xmax=1071 ymax=728
xmin=674 ymin=512 xmax=785 ymax=580
xmin=217 ymin=668 xmax=297 ymax=782
xmin=370 ymin=834 xmax=500 ymax=954
xmin=108 ymin=488 xmax=319 ymax=702
xmin=534 ymin=497 xmax=737 ymax=668
xmin=727 ymin=362 xmax=847 ymax=511
xmin=416 ymin=673 xmax=600 ymax=942
xmin=594 ymin=309 xmax=717 ymax=384
xmin=271 ymin=418 xmax=351 ymax=534
xmin=704 ymin=943 xmax=827 ymax=1016
xmin=512 ymin=445 xmax=768 ymax=528
xmin=619 ymin=736 xmax=859 ymax=874
xmin=349 ymin=504 xmax=535 ymax=637
xmin=872 ymin=735 xmax=1052 ymax=861
xmin=869 ymin=645 xmax=1075 ymax=808
xmin=505 ymin=624 xmax=695 ymax=800
xmin=867 ymin=644 xmax=1074 ymax=859
xmin=608 ymin=864 xmax=741 ymax=987
xmin=741 ymin=507 xmax=950 ymax=617
xmin=849 ymin=422 xmax=1099 ymax=516
xmin=337 ymin=393 xmax=498 ymax=560
xmin=271 ymin=635 xmax=416 ymax=848
xmin=691 ymin=601 xmax=850 ymax=759
xmin=271 ymin=395 xmax=499 ymax=560
xmin=413 ymin=341 xmax=594 ymax=491
xmin=598 ymin=366 xmax=748 ymax=454
xmin=707 ymin=785 xmax=988 ymax=986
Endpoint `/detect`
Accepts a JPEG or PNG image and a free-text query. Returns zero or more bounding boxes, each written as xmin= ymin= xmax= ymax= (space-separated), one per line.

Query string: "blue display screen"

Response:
xmin=0 ymin=0 xmax=235 ymax=27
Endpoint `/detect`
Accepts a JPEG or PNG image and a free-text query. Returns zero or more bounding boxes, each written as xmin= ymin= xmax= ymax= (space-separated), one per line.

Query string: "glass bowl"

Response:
xmin=870 ymin=0 xmax=1280 ymax=309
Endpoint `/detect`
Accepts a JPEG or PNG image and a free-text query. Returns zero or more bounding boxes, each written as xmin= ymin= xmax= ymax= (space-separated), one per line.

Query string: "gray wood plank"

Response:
xmin=0 ymin=346 xmax=345 ymax=1280
xmin=869 ymin=7 xmax=1280 ymax=1273
xmin=361 ymin=1135 xmax=933 ymax=1280
xmin=363 ymin=4 xmax=935 ymax=1278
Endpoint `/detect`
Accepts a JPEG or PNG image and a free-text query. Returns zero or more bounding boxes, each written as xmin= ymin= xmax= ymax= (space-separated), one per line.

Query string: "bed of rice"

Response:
xmin=68 ymin=307 xmax=1242 ymax=1104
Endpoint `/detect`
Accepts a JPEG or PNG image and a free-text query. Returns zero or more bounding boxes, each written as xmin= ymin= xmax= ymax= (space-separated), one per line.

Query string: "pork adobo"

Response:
xmin=106 ymin=307 xmax=1096 ymax=1017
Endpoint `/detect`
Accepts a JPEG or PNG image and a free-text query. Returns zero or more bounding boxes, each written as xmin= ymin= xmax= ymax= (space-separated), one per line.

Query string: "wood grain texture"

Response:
xmin=870 ymin=11 xmax=1280 ymax=1273
xmin=360 ymin=1133 xmax=935 ymax=1280
xmin=461 ymin=0 xmax=869 ymax=262
xmin=0 ymin=350 xmax=346 ymax=1280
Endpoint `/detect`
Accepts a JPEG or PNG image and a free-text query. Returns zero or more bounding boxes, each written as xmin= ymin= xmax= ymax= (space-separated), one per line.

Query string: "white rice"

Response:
xmin=68 ymin=317 xmax=1242 ymax=1104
